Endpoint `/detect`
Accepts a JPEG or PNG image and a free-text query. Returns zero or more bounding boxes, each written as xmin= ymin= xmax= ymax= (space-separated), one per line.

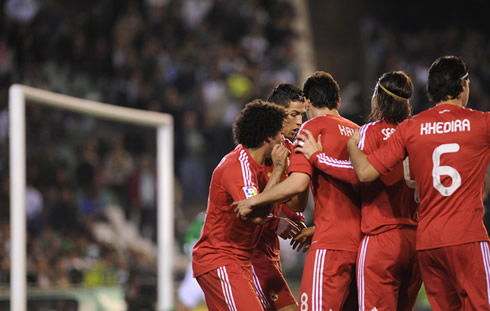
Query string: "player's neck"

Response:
xmin=436 ymin=98 xmax=464 ymax=108
xmin=247 ymin=147 xmax=266 ymax=165
xmin=311 ymin=107 xmax=340 ymax=118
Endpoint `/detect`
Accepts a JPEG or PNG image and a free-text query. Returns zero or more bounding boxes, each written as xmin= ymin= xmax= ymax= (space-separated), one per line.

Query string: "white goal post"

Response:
xmin=9 ymin=84 xmax=175 ymax=311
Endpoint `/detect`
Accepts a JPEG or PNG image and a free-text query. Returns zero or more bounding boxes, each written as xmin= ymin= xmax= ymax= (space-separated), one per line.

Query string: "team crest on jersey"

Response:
xmin=242 ymin=186 xmax=258 ymax=198
xmin=270 ymin=291 xmax=278 ymax=302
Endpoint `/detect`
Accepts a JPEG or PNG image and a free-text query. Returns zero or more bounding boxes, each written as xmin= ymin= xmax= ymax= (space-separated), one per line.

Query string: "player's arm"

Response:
xmin=347 ymin=130 xmax=381 ymax=182
xmin=284 ymin=188 xmax=309 ymax=212
xmin=247 ymin=143 xmax=290 ymax=223
xmin=295 ymin=129 xmax=360 ymax=185
xmin=233 ymin=172 xmax=310 ymax=220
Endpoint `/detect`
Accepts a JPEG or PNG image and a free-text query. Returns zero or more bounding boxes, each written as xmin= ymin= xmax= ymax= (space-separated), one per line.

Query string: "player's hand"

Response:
xmin=290 ymin=225 xmax=315 ymax=253
xmin=232 ymin=198 xmax=255 ymax=220
xmin=348 ymin=130 xmax=360 ymax=147
xmin=295 ymin=220 xmax=307 ymax=232
xmin=271 ymin=143 xmax=290 ymax=175
xmin=275 ymin=217 xmax=302 ymax=239
xmin=295 ymin=129 xmax=322 ymax=160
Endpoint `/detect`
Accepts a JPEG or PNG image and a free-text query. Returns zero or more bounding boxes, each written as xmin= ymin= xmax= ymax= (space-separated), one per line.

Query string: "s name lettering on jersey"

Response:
xmin=381 ymin=128 xmax=395 ymax=140
xmin=338 ymin=124 xmax=355 ymax=136
xmin=420 ymin=119 xmax=470 ymax=135
xmin=243 ymin=186 xmax=258 ymax=198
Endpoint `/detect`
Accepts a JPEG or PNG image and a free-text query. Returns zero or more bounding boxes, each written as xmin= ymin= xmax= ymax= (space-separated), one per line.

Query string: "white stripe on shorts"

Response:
xmin=252 ymin=265 xmax=271 ymax=309
xmin=217 ymin=266 xmax=237 ymax=311
xmin=312 ymin=249 xmax=326 ymax=311
xmin=357 ymin=236 xmax=370 ymax=311
xmin=480 ymin=242 xmax=490 ymax=306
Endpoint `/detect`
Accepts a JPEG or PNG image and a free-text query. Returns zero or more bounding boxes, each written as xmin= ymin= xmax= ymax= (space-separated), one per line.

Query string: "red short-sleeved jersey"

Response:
xmin=368 ymin=104 xmax=490 ymax=250
xmin=357 ymin=120 xmax=418 ymax=235
xmin=310 ymin=119 xmax=418 ymax=235
xmin=193 ymin=145 xmax=267 ymax=277
xmin=289 ymin=115 xmax=361 ymax=252
xmin=254 ymin=139 xmax=304 ymax=261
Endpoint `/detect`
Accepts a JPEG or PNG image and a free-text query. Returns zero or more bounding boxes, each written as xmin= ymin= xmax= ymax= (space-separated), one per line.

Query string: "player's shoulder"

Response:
xmin=358 ymin=120 xmax=388 ymax=150
xmin=216 ymin=145 xmax=244 ymax=170
xmin=303 ymin=115 xmax=358 ymax=128
xmin=338 ymin=115 xmax=360 ymax=129
xmin=462 ymin=106 xmax=489 ymax=119
xmin=297 ymin=117 xmax=322 ymax=135
xmin=360 ymin=120 xmax=382 ymax=133
xmin=410 ymin=104 xmax=487 ymax=124
xmin=302 ymin=116 xmax=324 ymax=128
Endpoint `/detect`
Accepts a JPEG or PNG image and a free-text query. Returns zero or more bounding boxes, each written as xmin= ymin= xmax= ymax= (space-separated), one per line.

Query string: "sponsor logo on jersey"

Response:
xmin=242 ymin=186 xmax=258 ymax=198
xmin=270 ymin=291 xmax=279 ymax=302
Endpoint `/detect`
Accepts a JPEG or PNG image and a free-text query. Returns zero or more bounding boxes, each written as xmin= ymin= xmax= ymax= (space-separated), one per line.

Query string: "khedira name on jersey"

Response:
xmin=420 ymin=119 xmax=470 ymax=135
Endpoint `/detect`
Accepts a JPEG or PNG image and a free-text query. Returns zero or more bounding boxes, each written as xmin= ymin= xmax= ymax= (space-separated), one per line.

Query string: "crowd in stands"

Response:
xmin=360 ymin=16 xmax=490 ymax=115
xmin=0 ymin=0 xmax=302 ymax=307
xmin=0 ymin=0 xmax=488 ymax=309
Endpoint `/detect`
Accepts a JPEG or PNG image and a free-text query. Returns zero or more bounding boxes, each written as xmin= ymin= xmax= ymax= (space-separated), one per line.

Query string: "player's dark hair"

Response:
xmin=426 ymin=56 xmax=469 ymax=103
xmin=368 ymin=71 xmax=413 ymax=125
xmin=233 ymin=99 xmax=287 ymax=149
xmin=267 ymin=84 xmax=304 ymax=108
xmin=302 ymin=71 xmax=340 ymax=109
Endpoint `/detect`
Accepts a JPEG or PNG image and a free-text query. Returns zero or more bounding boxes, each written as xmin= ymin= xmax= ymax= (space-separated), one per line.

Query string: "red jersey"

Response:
xmin=368 ymin=104 xmax=490 ymax=250
xmin=289 ymin=115 xmax=361 ymax=252
xmin=357 ymin=120 xmax=418 ymax=234
xmin=311 ymin=119 xmax=418 ymax=235
xmin=193 ymin=145 xmax=267 ymax=277
xmin=253 ymin=139 xmax=304 ymax=261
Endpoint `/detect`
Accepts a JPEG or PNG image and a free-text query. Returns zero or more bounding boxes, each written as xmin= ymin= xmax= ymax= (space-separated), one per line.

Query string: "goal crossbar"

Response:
xmin=9 ymin=84 xmax=175 ymax=311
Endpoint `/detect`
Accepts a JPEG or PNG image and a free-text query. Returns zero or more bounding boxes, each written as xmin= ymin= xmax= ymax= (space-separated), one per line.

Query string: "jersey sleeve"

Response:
xmin=222 ymin=163 xmax=261 ymax=202
xmin=310 ymin=151 xmax=359 ymax=185
xmin=288 ymin=123 xmax=315 ymax=176
xmin=367 ymin=121 xmax=408 ymax=175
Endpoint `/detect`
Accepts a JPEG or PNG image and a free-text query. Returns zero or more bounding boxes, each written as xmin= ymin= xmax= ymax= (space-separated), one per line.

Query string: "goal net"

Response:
xmin=9 ymin=84 xmax=175 ymax=311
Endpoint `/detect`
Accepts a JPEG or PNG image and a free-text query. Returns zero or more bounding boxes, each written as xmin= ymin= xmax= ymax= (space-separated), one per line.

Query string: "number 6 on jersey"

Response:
xmin=432 ymin=143 xmax=461 ymax=196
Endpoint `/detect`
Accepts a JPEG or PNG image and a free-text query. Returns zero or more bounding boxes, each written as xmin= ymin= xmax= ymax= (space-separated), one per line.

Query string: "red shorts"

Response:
xmin=196 ymin=264 xmax=264 ymax=310
xmin=299 ymin=248 xmax=357 ymax=311
xmin=357 ymin=227 xmax=421 ymax=311
xmin=252 ymin=256 xmax=297 ymax=310
xmin=418 ymin=241 xmax=490 ymax=311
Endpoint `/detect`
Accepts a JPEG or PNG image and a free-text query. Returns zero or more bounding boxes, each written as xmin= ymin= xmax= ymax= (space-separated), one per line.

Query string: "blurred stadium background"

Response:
xmin=0 ymin=0 xmax=489 ymax=310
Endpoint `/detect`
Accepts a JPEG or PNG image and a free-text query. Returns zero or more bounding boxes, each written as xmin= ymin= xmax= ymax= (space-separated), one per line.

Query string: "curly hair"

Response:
xmin=303 ymin=71 xmax=340 ymax=109
xmin=368 ymin=71 xmax=413 ymax=125
xmin=426 ymin=56 xmax=468 ymax=103
xmin=233 ymin=99 xmax=287 ymax=149
xmin=267 ymin=84 xmax=304 ymax=108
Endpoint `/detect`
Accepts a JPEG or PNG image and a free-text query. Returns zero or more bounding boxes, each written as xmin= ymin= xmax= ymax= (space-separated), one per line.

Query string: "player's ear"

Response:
xmin=337 ymin=97 xmax=341 ymax=109
xmin=304 ymin=97 xmax=311 ymax=110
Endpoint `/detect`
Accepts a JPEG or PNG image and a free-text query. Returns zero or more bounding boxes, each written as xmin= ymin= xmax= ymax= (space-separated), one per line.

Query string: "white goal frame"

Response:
xmin=9 ymin=84 xmax=175 ymax=311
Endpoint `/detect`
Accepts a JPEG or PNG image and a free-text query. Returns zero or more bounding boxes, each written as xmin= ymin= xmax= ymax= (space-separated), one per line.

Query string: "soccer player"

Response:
xmin=192 ymin=99 xmax=289 ymax=310
xmin=296 ymin=71 xmax=422 ymax=310
xmin=251 ymin=84 xmax=308 ymax=311
xmin=234 ymin=71 xmax=361 ymax=310
xmin=346 ymin=56 xmax=490 ymax=310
